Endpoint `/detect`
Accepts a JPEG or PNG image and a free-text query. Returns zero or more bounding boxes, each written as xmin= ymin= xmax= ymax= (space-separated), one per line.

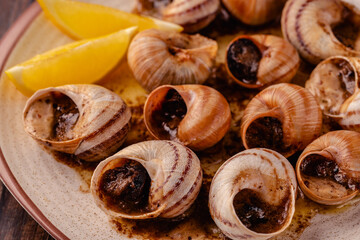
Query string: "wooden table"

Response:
xmin=0 ymin=1 xmax=54 ymax=239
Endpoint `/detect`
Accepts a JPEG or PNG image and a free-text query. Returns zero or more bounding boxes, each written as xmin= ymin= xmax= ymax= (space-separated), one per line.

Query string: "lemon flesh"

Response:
xmin=37 ymin=0 xmax=183 ymax=39
xmin=5 ymin=27 xmax=138 ymax=96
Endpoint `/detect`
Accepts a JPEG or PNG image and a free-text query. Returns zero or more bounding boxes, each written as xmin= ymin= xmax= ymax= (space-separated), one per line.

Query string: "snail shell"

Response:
xmin=281 ymin=0 xmax=360 ymax=64
xmin=91 ymin=140 xmax=203 ymax=219
xmin=143 ymin=84 xmax=231 ymax=151
xmin=225 ymin=34 xmax=300 ymax=89
xmin=209 ymin=148 xmax=297 ymax=239
xmin=305 ymin=56 xmax=360 ymax=132
xmin=222 ymin=0 xmax=287 ymax=25
xmin=23 ymin=84 xmax=131 ymax=161
xmin=240 ymin=83 xmax=322 ymax=157
xmin=162 ymin=0 xmax=220 ymax=33
xmin=296 ymin=130 xmax=360 ymax=205
xmin=127 ymin=29 xmax=218 ymax=92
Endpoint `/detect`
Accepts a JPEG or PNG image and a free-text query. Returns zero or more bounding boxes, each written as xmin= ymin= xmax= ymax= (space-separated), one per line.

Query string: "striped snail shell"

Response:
xmin=225 ymin=34 xmax=300 ymax=89
xmin=305 ymin=56 xmax=360 ymax=132
xmin=23 ymin=84 xmax=131 ymax=161
xmin=209 ymin=148 xmax=297 ymax=240
xmin=127 ymin=29 xmax=217 ymax=92
xmin=162 ymin=0 xmax=220 ymax=32
xmin=91 ymin=140 xmax=203 ymax=219
xmin=222 ymin=0 xmax=287 ymax=25
xmin=296 ymin=130 xmax=360 ymax=205
xmin=281 ymin=0 xmax=360 ymax=64
xmin=240 ymin=83 xmax=323 ymax=158
xmin=143 ymin=84 xmax=231 ymax=151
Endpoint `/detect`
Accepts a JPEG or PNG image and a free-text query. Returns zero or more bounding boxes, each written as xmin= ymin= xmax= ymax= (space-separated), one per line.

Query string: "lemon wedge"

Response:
xmin=37 ymin=0 xmax=183 ymax=39
xmin=5 ymin=27 xmax=138 ymax=96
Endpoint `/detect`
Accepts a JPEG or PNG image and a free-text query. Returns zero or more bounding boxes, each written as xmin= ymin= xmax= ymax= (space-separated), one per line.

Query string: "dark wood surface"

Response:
xmin=0 ymin=1 xmax=54 ymax=239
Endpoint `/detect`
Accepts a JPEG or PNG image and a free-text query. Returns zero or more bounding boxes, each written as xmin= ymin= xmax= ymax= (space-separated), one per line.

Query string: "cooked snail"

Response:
xmin=305 ymin=56 xmax=360 ymax=132
xmin=91 ymin=140 xmax=203 ymax=219
xmin=226 ymin=34 xmax=300 ymax=89
xmin=23 ymin=84 xmax=131 ymax=161
xmin=162 ymin=0 xmax=220 ymax=32
xmin=240 ymin=83 xmax=322 ymax=157
xmin=222 ymin=0 xmax=287 ymax=25
xmin=209 ymin=148 xmax=297 ymax=240
xmin=296 ymin=130 xmax=360 ymax=205
xmin=143 ymin=84 xmax=231 ymax=151
xmin=127 ymin=29 xmax=218 ymax=92
xmin=281 ymin=0 xmax=360 ymax=65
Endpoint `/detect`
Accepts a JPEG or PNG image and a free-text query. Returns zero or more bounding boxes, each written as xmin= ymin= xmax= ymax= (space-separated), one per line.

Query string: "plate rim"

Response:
xmin=0 ymin=2 xmax=69 ymax=240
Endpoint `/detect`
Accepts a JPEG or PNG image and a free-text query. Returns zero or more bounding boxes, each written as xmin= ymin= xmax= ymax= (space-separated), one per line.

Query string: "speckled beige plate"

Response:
xmin=1 ymin=1 xmax=360 ymax=240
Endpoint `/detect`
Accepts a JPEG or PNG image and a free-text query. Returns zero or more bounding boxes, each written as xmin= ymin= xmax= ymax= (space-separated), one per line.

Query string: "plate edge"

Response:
xmin=0 ymin=3 xmax=69 ymax=240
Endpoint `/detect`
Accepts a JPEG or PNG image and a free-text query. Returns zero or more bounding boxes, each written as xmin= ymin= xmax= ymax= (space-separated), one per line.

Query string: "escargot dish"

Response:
xmin=222 ymin=0 xmax=287 ymax=25
xmin=305 ymin=56 xmax=360 ymax=132
xmin=91 ymin=140 xmax=203 ymax=219
xmin=209 ymin=148 xmax=297 ymax=240
xmin=127 ymin=29 xmax=218 ymax=91
xmin=296 ymin=130 xmax=360 ymax=205
xmin=226 ymin=34 xmax=300 ymax=88
xmin=143 ymin=84 xmax=231 ymax=151
xmin=240 ymin=83 xmax=322 ymax=157
xmin=282 ymin=0 xmax=360 ymax=64
xmin=23 ymin=84 xmax=131 ymax=161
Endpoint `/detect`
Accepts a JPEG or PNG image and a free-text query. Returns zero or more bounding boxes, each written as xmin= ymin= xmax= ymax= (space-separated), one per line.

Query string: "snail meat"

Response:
xmin=23 ymin=84 xmax=131 ymax=161
xmin=296 ymin=130 xmax=360 ymax=205
xmin=91 ymin=140 xmax=203 ymax=219
xmin=144 ymin=84 xmax=231 ymax=151
xmin=209 ymin=148 xmax=297 ymax=239
xmin=241 ymin=83 xmax=322 ymax=157
xmin=98 ymin=160 xmax=151 ymax=215
xmin=226 ymin=35 xmax=300 ymax=89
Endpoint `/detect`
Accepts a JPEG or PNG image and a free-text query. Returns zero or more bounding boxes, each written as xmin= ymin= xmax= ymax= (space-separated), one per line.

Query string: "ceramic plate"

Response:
xmin=1 ymin=1 xmax=360 ymax=239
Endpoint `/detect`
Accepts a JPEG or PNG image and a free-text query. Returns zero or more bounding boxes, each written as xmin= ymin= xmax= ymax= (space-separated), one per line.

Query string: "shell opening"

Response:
xmin=149 ymin=89 xmax=187 ymax=140
xmin=332 ymin=7 xmax=360 ymax=50
xmin=300 ymin=154 xmax=358 ymax=200
xmin=98 ymin=159 xmax=152 ymax=215
xmin=226 ymin=38 xmax=262 ymax=85
xmin=244 ymin=117 xmax=292 ymax=155
xmin=25 ymin=92 xmax=79 ymax=141
xmin=233 ymin=188 xmax=291 ymax=234
xmin=308 ymin=58 xmax=356 ymax=115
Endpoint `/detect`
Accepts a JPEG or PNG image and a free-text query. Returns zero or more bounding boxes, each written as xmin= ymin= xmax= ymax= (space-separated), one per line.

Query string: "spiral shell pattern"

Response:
xmin=226 ymin=34 xmax=300 ymax=89
xmin=144 ymin=84 xmax=231 ymax=151
xmin=241 ymin=83 xmax=322 ymax=157
xmin=209 ymin=148 xmax=297 ymax=239
xmin=127 ymin=29 xmax=218 ymax=92
xmin=281 ymin=0 xmax=360 ymax=64
xmin=91 ymin=140 xmax=203 ymax=219
xmin=305 ymin=56 xmax=360 ymax=132
xmin=162 ymin=0 xmax=220 ymax=32
xmin=23 ymin=84 xmax=131 ymax=161
xmin=296 ymin=130 xmax=360 ymax=205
